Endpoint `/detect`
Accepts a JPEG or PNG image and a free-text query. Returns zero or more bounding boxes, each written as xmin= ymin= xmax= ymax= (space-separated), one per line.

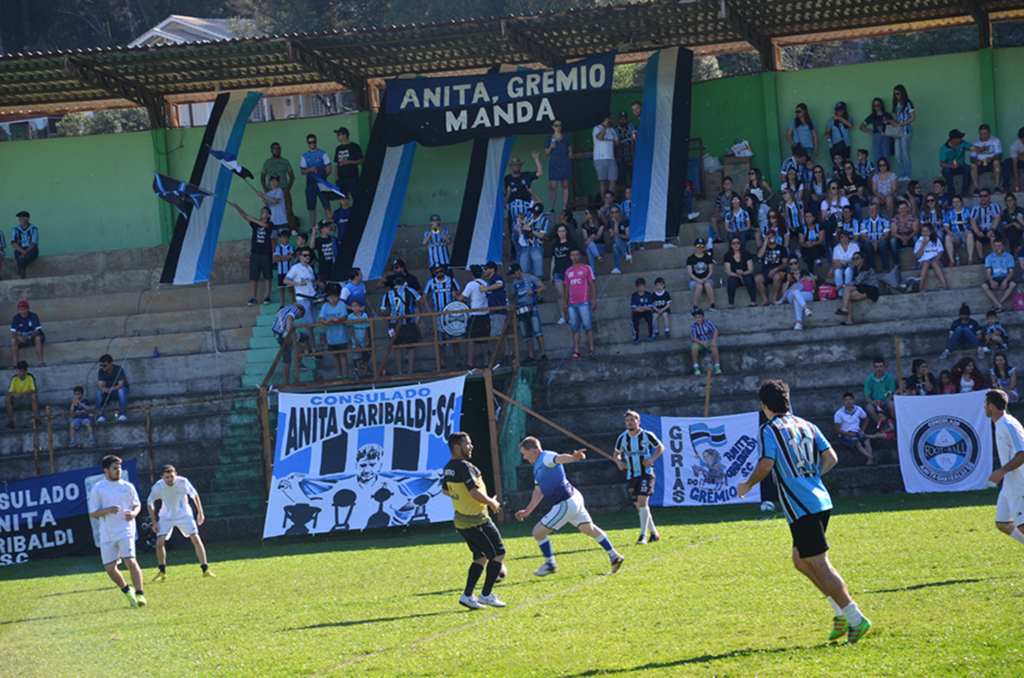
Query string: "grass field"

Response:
xmin=1 ymin=491 xmax=1021 ymax=677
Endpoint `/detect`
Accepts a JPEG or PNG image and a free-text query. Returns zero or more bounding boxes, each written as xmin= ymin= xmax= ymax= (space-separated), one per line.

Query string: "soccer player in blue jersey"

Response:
xmin=614 ymin=411 xmax=664 ymax=544
xmin=737 ymin=379 xmax=871 ymax=644
xmin=515 ymin=436 xmax=624 ymax=576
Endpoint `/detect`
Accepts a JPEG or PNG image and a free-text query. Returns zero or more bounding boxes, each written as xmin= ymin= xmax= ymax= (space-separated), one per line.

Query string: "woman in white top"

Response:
xmin=828 ymin=229 xmax=860 ymax=288
xmin=914 ymin=223 xmax=949 ymax=292
xmin=820 ymin=180 xmax=850 ymax=224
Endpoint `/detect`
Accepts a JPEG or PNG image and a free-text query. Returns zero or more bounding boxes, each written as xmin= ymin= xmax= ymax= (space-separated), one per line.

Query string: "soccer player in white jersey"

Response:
xmin=984 ymin=389 xmax=1024 ymax=546
xmin=147 ymin=464 xmax=215 ymax=581
xmin=614 ymin=410 xmax=664 ymax=544
xmin=87 ymin=455 xmax=146 ymax=607
xmin=737 ymin=379 xmax=871 ymax=644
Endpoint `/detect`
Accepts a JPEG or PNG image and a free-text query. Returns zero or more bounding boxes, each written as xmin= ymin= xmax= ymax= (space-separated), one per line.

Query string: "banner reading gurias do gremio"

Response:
xmin=384 ymin=52 xmax=616 ymax=146
xmin=0 ymin=459 xmax=138 ymax=565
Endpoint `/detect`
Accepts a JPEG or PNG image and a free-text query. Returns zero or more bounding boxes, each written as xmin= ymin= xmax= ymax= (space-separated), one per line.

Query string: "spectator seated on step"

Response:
xmin=95 ymin=354 xmax=130 ymax=422
xmin=10 ymin=300 xmax=45 ymax=368
xmin=950 ymin=356 xmax=987 ymax=393
xmin=983 ymin=309 xmax=1009 ymax=351
xmin=833 ymin=392 xmax=877 ymax=466
xmin=939 ymin=303 xmax=985 ymax=360
xmin=630 ymin=277 xmax=655 ymax=344
xmin=863 ymin=356 xmax=896 ymax=428
xmin=982 ymin=237 xmax=1016 ymax=313
xmin=903 ymin=358 xmax=937 ymax=396
xmin=5 ymin=360 xmax=38 ymax=429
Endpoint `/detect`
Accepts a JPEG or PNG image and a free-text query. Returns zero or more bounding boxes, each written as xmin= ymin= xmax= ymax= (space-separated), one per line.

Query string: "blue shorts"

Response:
xmin=568 ymin=303 xmax=592 ymax=332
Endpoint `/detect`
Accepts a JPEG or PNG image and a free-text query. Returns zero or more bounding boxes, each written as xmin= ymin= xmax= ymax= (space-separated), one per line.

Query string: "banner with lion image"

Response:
xmin=262 ymin=376 xmax=464 ymax=538
xmin=645 ymin=412 xmax=761 ymax=507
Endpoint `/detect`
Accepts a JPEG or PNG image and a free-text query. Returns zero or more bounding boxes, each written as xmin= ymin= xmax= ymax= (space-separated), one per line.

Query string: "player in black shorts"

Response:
xmin=614 ymin=410 xmax=665 ymax=544
xmin=442 ymin=432 xmax=507 ymax=610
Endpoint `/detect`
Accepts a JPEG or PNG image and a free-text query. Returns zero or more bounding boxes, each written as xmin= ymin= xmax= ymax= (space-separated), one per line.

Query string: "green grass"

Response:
xmin=2 ymin=491 xmax=1022 ymax=677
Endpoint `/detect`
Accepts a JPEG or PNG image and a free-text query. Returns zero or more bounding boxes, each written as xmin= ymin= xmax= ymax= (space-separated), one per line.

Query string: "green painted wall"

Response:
xmin=8 ymin=47 xmax=1024 ymax=257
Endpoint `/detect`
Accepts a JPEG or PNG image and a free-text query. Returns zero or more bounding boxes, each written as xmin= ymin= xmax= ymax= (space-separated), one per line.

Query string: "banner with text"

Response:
xmin=896 ymin=391 xmax=993 ymax=493
xmin=1 ymin=459 xmax=137 ymax=566
xmin=263 ymin=377 xmax=465 ymax=538
xmin=384 ymin=52 xmax=616 ymax=146
xmin=647 ymin=412 xmax=761 ymax=507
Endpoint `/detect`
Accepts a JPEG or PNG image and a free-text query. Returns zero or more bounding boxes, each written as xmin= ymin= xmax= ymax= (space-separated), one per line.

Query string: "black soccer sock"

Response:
xmin=481 ymin=560 xmax=503 ymax=597
xmin=201 ymin=563 xmax=208 ymax=572
xmin=464 ymin=562 xmax=484 ymax=597
xmin=158 ymin=564 xmax=166 ymax=573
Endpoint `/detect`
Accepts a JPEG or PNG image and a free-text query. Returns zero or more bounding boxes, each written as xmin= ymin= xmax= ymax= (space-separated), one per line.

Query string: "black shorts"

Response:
xmin=855 ymin=284 xmax=880 ymax=302
xmin=627 ymin=473 xmax=656 ymax=500
xmin=395 ymin=323 xmax=420 ymax=346
xmin=458 ymin=520 xmax=506 ymax=560
xmin=789 ymin=509 xmax=831 ymax=559
xmin=249 ymin=254 xmax=273 ymax=281
xmin=468 ymin=315 xmax=491 ymax=339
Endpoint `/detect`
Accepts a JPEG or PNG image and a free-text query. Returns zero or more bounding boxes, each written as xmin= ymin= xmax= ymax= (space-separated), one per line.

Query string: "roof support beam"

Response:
xmin=958 ymin=0 xmax=992 ymax=47
xmin=64 ymin=57 xmax=168 ymax=128
xmin=720 ymin=1 xmax=780 ymax=72
xmin=501 ymin=22 xmax=565 ymax=68
xmin=285 ymin=39 xmax=371 ymax=110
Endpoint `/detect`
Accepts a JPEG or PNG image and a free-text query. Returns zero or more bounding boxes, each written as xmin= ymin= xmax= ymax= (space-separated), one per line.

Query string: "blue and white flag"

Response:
xmin=630 ymin=47 xmax=694 ymax=243
xmin=451 ymin=135 xmax=513 ymax=268
xmin=645 ymin=411 xmax=760 ymax=507
xmin=263 ymin=376 xmax=465 ymax=538
xmin=207 ymin=148 xmax=254 ymax=180
xmin=160 ymin=90 xmax=263 ymax=285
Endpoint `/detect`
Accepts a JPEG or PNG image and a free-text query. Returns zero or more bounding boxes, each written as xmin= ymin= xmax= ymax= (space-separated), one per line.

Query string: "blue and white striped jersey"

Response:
xmin=614 ymin=428 xmax=662 ymax=479
xmin=760 ymin=413 xmax=833 ymax=523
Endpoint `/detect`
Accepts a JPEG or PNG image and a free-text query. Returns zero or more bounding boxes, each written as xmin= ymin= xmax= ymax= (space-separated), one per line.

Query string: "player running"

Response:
xmin=984 ymin=389 xmax=1024 ymax=547
xmin=87 ymin=455 xmax=147 ymax=607
xmin=147 ymin=464 xmax=216 ymax=581
xmin=442 ymin=432 xmax=507 ymax=610
xmin=614 ymin=410 xmax=664 ymax=545
xmin=737 ymin=379 xmax=871 ymax=644
xmin=515 ymin=436 xmax=624 ymax=576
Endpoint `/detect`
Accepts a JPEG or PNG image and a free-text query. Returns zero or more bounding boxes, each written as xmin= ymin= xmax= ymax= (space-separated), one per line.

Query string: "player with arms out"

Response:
xmin=87 ymin=455 xmax=146 ymax=607
xmin=984 ymin=389 xmax=1024 ymax=548
xmin=737 ymin=379 xmax=871 ymax=644
xmin=614 ymin=410 xmax=664 ymax=544
xmin=148 ymin=464 xmax=215 ymax=582
xmin=515 ymin=436 xmax=624 ymax=575
xmin=442 ymin=432 xmax=507 ymax=610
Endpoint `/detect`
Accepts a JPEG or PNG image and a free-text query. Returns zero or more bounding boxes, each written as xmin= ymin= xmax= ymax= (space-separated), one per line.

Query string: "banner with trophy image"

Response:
xmin=262 ymin=376 xmax=464 ymax=538
xmin=646 ymin=412 xmax=761 ymax=507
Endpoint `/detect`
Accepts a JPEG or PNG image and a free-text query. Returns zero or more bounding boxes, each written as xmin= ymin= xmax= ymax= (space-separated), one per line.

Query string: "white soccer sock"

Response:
xmin=1010 ymin=528 xmax=1024 ymax=546
xmin=638 ymin=507 xmax=649 ymax=534
xmin=826 ymin=596 xmax=843 ymax=616
xmin=841 ymin=602 xmax=863 ymax=626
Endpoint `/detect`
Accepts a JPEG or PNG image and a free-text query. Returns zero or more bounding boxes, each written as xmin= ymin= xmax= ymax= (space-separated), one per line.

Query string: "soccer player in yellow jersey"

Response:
xmin=442 ymin=431 xmax=507 ymax=610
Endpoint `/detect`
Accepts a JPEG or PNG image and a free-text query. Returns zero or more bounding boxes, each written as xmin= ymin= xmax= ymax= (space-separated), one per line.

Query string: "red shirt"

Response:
xmin=565 ymin=264 xmax=594 ymax=305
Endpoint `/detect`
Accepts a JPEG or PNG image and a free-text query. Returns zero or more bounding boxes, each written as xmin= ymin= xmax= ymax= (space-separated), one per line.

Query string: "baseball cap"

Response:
xmin=17 ymin=301 xmax=29 ymax=309
xmin=694 ymin=237 xmax=706 ymax=246
xmin=949 ymin=129 xmax=965 ymax=140
xmin=635 ymin=277 xmax=646 ymax=286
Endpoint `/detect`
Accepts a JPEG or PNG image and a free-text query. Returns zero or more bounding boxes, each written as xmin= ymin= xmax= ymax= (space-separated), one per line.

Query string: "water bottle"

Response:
xmin=153 ymin=346 xmax=159 ymax=358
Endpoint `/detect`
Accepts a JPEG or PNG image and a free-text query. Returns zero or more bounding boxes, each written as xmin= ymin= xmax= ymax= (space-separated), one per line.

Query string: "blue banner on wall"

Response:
xmin=384 ymin=52 xmax=615 ymax=146
xmin=0 ymin=459 xmax=137 ymax=566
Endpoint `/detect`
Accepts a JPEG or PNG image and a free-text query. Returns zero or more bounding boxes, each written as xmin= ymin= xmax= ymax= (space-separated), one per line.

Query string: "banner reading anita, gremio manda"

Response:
xmin=1 ymin=459 xmax=138 ymax=566
xmin=644 ymin=412 xmax=761 ymax=507
xmin=384 ymin=52 xmax=616 ymax=147
xmin=263 ymin=376 xmax=465 ymax=538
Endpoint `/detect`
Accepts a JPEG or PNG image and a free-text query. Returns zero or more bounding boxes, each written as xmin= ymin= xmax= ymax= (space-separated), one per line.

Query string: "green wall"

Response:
xmin=8 ymin=46 xmax=1024 ymax=257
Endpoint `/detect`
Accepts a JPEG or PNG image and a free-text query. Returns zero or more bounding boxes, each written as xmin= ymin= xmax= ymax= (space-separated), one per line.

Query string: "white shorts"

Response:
xmin=995 ymin=490 xmax=1024 ymax=524
xmin=540 ymin=492 xmax=592 ymax=531
xmin=100 ymin=536 xmax=136 ymax=565
xmin=156 ymin=516 xmax=198 ymax=538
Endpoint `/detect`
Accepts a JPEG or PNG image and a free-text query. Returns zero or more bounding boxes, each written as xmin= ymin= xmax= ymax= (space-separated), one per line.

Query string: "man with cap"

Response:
xmin=380 ymin=259 xmax=422 ymax=294
xmin=12 ymin=211 xmax=38 ymax=279
xmin=826 ymin=102 xmax=852 ymax=159
xmin=940 ymin=129 xmax=976 ymax=197
xmin=333 ymin=126 xmax=364 ymax=202
xmin=261 ymin=142 xmax=296 ymax=229
xmin=593 ymin=112 xmax=620 ymax=196
xmin=422 ymin=214 xmax=452 ymax=270
xmin=382 ymin=274 xmax=423 ymax=375
xmin=5 ymin=360 xmax=39 ymax=428
xmin=10 ymin=300 xmax=44 ymax=368
xmin=504 ymin=151 xmax=544 ymax=256
xmin=686 ymin=238 xmax=717 ymax=313
xmin=615 ymin=111 xmax=637 ymax=187
xmin=456 ymin=265 xmax=492 ymax=368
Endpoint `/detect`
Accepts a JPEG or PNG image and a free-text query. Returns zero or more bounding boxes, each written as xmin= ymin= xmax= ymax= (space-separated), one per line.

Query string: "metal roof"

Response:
xmin=1 ymin=0 xmax=1021 ymax=120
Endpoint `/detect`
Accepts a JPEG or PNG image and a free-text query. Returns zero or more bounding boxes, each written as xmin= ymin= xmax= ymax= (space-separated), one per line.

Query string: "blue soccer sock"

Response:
xmin=537 ymin=537 xmax=555 ymax=565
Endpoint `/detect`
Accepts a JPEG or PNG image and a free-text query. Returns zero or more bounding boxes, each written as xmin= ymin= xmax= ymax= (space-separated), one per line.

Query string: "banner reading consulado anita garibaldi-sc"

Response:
xmin=383 ymin=52 xmax=616 ymax=147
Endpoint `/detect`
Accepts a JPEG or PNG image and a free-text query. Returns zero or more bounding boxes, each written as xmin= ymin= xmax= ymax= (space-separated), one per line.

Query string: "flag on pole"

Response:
xmin=207 ymin=149 xmax=254 ymax=180
xmin=153 ymin=173 xmax=213 ymax=217
xmin=313 ymin=174 xmax=346 ymax=201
